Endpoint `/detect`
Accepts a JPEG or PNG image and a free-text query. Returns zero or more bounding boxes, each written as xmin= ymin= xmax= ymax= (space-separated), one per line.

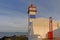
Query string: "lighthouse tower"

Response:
xmin=28 ymin=4 xmax=37 ymax=36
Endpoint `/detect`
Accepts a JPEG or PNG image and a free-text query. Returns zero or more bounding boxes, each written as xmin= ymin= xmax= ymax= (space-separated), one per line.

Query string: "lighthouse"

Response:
xmin=28 ymin=4 xmax=37 ymax=22
xmin=28 ymin=4 xmax=37 ymax=36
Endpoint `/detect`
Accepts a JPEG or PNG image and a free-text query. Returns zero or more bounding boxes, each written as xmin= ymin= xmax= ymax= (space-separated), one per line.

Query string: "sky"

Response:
xmin=0 ymin=0 xmax=60 ymax=32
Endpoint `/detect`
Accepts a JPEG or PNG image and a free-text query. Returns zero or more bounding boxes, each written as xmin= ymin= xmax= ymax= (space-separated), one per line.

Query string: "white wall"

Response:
xmin=32 ymin=18 xmax=60 ymax=38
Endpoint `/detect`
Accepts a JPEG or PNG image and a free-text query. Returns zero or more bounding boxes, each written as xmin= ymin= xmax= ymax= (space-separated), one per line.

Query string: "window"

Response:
xmin=30 ymin=15 xmax=35 ymax=18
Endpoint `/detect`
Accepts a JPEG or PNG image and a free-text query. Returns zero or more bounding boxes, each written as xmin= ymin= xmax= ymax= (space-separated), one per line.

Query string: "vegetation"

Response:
xmin=0 ymin=35 xmax=28 ymax=40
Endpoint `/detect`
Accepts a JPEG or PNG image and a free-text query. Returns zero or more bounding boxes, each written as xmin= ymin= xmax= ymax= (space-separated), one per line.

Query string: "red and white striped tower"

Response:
xmin=48 ymin=17 xmax=53 ymax=39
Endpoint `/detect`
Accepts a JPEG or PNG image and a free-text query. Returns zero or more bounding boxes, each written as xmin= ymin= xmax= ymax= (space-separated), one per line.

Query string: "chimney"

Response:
xmin=48 ymin=17 xmax=53 ymax=39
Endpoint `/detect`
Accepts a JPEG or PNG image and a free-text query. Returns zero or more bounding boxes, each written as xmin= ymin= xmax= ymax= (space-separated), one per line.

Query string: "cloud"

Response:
xmin=0 ymin=4 xmax=28 ymax=32
xmin=0 ymin=15 xmax=28 ymax=32
xmin=0 ymin=1 xmax=28 ymax=32
xmin=34 ymin=0 xmax=60 ymax=21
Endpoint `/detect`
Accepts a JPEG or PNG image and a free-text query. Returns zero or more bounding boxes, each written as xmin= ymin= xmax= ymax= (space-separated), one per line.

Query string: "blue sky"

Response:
xmin=0 ymin=0 xmax=60 ymax=32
